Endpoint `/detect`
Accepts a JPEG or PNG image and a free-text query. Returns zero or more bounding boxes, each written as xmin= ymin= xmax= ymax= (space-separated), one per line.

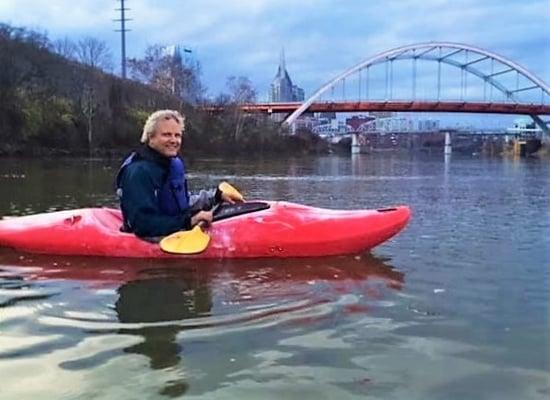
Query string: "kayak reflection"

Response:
xmin=0 ymin=250 xmax=404 ymax=397
xmin=0 ymin=250 xmax=404 ymax=292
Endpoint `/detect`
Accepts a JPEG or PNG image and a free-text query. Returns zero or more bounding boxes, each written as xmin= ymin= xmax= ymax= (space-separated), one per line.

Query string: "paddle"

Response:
xmin=159 ymin=182 xmax=244 ymax=255
xmin=218 ymin=181 xmax=244 ymax=202
xmin=159 ymin=221 xmax=211 ymax=254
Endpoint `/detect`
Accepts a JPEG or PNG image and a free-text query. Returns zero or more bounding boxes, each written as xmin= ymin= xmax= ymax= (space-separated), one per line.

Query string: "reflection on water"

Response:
xmin=0 ymin=249 xmax=404 ymax=398
xmin=115 ymin=277 xmax=213 ymax=397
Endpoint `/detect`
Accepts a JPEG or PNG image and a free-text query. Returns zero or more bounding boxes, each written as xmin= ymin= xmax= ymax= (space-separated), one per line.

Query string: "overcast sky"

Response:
xmin=1 ymin=0 xmax=548 ymax=104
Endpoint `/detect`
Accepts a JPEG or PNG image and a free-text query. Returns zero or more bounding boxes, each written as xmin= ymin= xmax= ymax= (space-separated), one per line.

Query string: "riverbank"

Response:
xmin=0 ymin=129 xmax=330 ymax=158
xmin=332 ymin=131 xmax=549 ymax=159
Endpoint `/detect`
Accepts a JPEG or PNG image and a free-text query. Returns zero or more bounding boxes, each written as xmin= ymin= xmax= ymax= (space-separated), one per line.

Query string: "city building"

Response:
xmin=346 ymin=115 xmax=375 ymax=131
xmin=269 ymin=49 xmax=305 ymax=102
xmin=369 ymin=111 xmax=394 ymax=119
xmin=506 ymin=118 xmax=542 ymax=137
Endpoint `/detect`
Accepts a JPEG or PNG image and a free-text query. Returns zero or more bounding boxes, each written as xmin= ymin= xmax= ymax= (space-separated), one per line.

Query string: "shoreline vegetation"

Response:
xmin=0 ymin=23 xmax=327 ymax=158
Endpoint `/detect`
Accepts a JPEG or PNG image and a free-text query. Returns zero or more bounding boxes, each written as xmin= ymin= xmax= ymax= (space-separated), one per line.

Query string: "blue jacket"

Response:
xmin=116 ymin=146 xmax=199 ymax=237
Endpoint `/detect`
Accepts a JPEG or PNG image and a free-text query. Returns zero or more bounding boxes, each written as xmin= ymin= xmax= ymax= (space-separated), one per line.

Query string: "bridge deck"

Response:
xmin=205 ymin=101 xmax=550 ymax=116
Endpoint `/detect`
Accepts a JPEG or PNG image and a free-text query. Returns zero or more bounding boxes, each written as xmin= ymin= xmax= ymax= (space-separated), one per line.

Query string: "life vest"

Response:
xmin=116 ymin=152 xmax=190 ymax=216
xmin=158 ymin=156 xmax=190 ymax=215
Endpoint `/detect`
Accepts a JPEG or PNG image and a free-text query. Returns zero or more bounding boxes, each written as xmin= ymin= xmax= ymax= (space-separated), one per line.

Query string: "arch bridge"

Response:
xmin=249 ymin=42 xmax=550 ymax=135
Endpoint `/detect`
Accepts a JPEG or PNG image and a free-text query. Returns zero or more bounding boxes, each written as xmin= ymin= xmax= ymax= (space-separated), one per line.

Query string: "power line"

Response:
xmin=114 ymin=0 xmax=131 ymax=79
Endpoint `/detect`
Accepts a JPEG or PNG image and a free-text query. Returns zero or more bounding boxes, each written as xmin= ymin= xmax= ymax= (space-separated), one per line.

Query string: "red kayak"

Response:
xmin=0 ymin=201 xmax=410 ymax=258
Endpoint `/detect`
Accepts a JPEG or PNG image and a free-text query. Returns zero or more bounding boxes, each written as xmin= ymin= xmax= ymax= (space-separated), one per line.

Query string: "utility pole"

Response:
xmin=114 ymin=0 xmax=131 ymax=78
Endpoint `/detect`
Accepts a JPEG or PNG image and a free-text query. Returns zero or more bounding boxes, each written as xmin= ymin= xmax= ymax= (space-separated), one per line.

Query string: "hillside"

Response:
xmin=0 ymin=24 xmax=326 ymax=157
xmin=0 ymin=24 xmax=179 ymax=156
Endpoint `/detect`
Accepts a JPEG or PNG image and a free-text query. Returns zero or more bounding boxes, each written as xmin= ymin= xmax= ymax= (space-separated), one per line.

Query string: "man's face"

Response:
xmin=148 ymin=118 xmax=182 ymax=158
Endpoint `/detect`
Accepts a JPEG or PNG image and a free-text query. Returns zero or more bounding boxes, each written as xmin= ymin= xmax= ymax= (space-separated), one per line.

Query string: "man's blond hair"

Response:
xmin=140 ymin=110 xmax=185 ymax=143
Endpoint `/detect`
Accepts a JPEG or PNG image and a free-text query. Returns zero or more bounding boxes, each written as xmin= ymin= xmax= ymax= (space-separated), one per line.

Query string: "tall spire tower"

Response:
xmin=280 ymin=48 xmax=286 ymax=74
xmin=269 ymin=48 xmax=304 ymax=103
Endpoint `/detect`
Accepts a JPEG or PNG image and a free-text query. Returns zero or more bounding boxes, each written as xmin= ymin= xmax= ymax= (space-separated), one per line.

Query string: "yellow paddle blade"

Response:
xmin=160 ymin=225 xmax=211 ymax=254
xmin=219 ymin=181 xmax=244 ymax=202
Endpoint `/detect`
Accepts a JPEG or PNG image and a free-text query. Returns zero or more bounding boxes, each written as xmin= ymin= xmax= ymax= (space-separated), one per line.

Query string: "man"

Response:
xmin=116 ymin=109 xmax=240 ymax=238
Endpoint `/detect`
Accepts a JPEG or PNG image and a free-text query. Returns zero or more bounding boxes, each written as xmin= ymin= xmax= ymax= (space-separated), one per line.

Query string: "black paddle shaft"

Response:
xmin=213 ymin=202 xmax=270 ymax=222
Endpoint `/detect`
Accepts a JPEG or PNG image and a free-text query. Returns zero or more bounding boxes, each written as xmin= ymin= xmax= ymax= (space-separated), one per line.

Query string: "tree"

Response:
xmin=75 ymin=36 xmax=113 ymax=71
xmin=226 ymin=76 xmax=257 ymax=104
xmin=127 ymin=44 xmax=204 ymax=103
xmin=0 ymin=24 xmax=50 ymax=49
xmin=52 ymin=36 xmax=77 ymax=60
xmin=225 ymin=76 xmax=257 ymax=142
xmin=0 ymin=25 xmax=43 ymax=140
xmin=80 ymin=85 xmax=96 ymax=155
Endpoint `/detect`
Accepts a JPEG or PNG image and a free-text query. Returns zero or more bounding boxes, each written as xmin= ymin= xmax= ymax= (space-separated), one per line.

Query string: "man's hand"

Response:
xmin=220 ymin=191 xmax=240 ymax=204
xmin=190 ymin=210 xmax=213 ymax=227
xmin=218 ymin=181 xmax=244 ymax=204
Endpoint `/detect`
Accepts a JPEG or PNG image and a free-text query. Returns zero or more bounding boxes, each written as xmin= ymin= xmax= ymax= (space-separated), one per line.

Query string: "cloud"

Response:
xmin=0 ymin=0 xmax=113 ymax=33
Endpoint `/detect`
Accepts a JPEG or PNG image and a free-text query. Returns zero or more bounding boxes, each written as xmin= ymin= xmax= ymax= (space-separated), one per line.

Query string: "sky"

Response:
xmin=1 ymin=0 xmax=548 ymax=117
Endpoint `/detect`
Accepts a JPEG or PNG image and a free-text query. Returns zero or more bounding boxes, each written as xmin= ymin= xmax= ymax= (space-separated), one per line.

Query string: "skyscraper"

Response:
xmin=269 ymin=49 xmax=304 ymax=102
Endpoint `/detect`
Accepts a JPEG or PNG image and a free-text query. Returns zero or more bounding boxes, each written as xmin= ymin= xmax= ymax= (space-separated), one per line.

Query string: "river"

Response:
xmin=0 ymin=153 xmax=548 ymax=399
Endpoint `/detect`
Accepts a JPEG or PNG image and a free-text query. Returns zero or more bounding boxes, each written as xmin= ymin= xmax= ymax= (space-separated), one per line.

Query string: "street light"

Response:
xmin=182 ymin=47 xmax=192 ymax=66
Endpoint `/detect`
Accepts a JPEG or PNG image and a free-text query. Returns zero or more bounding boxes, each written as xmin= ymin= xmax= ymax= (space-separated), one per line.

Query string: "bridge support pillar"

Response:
xmin=529 ymin=114 xmax=550 ymax=144
xmin=444 ymin=131 xmax=452 ymax=155
xmin=351 ymin=133 xmax=360 ymax=154
xmin=529 ymin=114 xmax=550 ymax=135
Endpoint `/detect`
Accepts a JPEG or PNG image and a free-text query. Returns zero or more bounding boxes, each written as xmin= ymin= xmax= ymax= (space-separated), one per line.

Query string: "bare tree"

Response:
xmin=0 ymin=23 xmax=50 ymax=49
xmin=127 ymin=44 xmax=204 ymax=103
xmin=226 ymin=76 xmax=257 ymax=104
xmin=52 ymin=36 xmax=77 ymax=60
xmin=127 ymin=45 xmax=171 ymax=92
xmin=80 ymin=84 xmax=97 ymax=156
xmin=225 ymin=76 xmax=257 ymax=141
xmin=75 ymin=36 xmax=113 ymax=71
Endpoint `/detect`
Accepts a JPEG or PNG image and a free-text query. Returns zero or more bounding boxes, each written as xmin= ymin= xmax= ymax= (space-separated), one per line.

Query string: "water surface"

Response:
xmin=0 ymin=154 xmax=548 ymax=399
